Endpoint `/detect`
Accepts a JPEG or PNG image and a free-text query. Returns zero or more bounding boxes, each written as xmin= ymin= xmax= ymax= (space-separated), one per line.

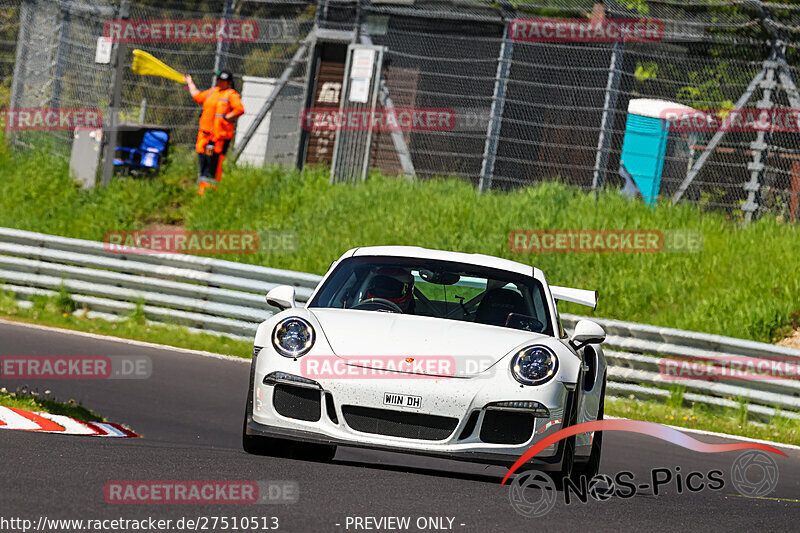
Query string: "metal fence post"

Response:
xmin=478 ymin=28 xmax=512 ymax=193
xmin=99 ymin=0 xmax=129 ymax=188
xmin=49 ymin=0 xmax=72 ymax=109
xmin=212 ymin=0 xmax=236 ymax=84
xmin=743 ymin=55 xmax=776 ymax=223
xmin=591 ymin=38 xmax=625 ymax=194
xmin=100 ymin=42 xmax=126 ymax=187
xmin=7 ymin=0 xmax=35 ymax=148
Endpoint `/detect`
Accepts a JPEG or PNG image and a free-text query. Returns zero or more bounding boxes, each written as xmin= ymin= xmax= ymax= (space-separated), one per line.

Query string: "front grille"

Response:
xmin=273 ymin=384 xmax=321 ymax=422
xmin=342 ymin=406 xmax=458 ymax=441
xmin=480 ymin=410 xmax=535 ymax=445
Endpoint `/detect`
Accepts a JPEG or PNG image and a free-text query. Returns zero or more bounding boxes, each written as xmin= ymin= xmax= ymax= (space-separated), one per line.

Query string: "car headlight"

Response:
xmin=272 ymin=317 xmax=315 ymax=357
xmin=510 ymin=345 xmax=558 ymax=386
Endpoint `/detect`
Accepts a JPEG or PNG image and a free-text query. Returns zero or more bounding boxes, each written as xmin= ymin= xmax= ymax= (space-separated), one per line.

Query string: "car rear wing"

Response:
xmin=550 ymin=286 xmax=598 ymax=310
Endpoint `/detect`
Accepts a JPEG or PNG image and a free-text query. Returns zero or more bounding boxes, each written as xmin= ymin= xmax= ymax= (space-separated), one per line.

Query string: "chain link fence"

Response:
xmin=6 ymin=0 xmax=312 ymax=158
xmin=0 ymin=1 xmax=19 ymax=106
xmin=4 ymin=0 xmax=800 ymax=219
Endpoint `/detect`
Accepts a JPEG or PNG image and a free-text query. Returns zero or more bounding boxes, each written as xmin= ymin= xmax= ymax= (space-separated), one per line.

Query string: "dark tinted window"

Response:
xmin=309 ymin=256 xmax=553 ymax=335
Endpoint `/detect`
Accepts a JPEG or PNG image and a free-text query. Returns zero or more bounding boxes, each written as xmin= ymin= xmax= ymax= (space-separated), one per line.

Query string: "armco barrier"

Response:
xmin=1 ymin=227 xmax=798 ymax=420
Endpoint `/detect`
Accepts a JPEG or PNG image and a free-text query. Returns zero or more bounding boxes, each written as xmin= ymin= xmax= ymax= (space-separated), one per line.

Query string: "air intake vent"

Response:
xmin=342 ymin=406 xmax=457 ymax=441
xmin=479 ymin=411 xmax=535 ymax=445
xmin=273 ymin=384 xmax=321 ymax=422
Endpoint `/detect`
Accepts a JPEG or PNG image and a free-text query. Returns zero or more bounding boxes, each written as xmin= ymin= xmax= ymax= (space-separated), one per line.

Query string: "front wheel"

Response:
xmin=553 ymin=434 xmax=575 ymax=490
xmin=547 ymin=390 xmax=577 ymax=491
xmin=571 ymin=378 xmax=606 ymax=481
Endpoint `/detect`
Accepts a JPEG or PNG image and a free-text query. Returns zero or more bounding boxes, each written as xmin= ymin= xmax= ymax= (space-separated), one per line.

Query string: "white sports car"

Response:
xmin=243 ymin=246 xmax=607 ymax=482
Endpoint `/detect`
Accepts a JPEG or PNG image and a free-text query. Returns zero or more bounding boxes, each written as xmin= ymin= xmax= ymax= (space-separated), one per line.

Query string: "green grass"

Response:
xmin=0 ymin=289 xmax=252 ymax=359
xmin=185 ymin=165 xmax=800 ymax=343
xmin=0 ymin=142 xmax=799 ymax=343
xmin=607 ymin=396 xmax=800 ymax=445
xmin=0 ymin=386 xmax=105 ymax=423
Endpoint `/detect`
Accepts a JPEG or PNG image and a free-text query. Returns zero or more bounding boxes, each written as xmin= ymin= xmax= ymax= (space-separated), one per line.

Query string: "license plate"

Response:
xmin=384 ymin=392 xmax=422 ymax=409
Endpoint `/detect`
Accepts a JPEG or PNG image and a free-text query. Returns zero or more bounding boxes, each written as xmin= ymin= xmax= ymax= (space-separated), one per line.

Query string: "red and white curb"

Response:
xmin=536 ymin=418 xmax=562 ymax=434
xmin=0 ymin=406 xmax=138 ymax=437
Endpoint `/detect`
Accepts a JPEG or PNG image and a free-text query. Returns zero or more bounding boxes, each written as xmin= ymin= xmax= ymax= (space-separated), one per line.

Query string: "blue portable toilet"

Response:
xmin=620 ymin=99 xmax=698 ymax=206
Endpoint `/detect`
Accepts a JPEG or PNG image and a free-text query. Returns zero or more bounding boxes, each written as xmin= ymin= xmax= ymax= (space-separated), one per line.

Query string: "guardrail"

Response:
xmin=1 ymin=227 xmax=798 ymax=421
xmin=559 ymin=315 xmax=800 ymax=420
xmin=0 ymin=227 xmax=320 ymax=339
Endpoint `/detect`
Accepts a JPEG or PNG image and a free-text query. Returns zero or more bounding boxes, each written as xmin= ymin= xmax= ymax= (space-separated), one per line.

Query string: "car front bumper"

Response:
xmin=247 ymin=352 xmax=577 ymax=469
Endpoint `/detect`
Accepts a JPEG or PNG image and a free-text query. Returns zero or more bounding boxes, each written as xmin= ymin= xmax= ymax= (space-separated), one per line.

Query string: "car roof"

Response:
xmin=346 ymin=246 xmax=540 ymax=279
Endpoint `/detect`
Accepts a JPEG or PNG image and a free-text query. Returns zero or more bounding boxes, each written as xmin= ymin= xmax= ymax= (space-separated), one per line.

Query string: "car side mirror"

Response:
xmin=266 ymin=285 xmax=296 ymax=311
xmin=570 ymin=320 xmax=606 ymax=351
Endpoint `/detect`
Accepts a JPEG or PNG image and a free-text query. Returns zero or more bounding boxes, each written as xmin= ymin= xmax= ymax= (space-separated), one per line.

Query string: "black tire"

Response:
xmin=547 ymin=390 xmax=578 ymax=491
xmin=554 ymin=434 xmax=576 ymax=490
xmin=571 ymin=378 xmax=606 ymax=481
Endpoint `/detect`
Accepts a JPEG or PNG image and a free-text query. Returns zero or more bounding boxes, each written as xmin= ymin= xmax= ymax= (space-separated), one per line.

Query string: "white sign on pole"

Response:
xmin=349 ymin=78 xmax=370 ymax=103
xmin=95 ymin=37 xmax=112 ymax=64
xmin=350 ymin=49 xmax=375 ymax=80
xmin=349 ymin=48 xmax=376 ymax=103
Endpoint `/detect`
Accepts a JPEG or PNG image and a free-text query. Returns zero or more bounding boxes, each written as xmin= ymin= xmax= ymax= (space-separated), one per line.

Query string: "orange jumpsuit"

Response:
xmin=193 ymin=86 xmax=244 ymax=181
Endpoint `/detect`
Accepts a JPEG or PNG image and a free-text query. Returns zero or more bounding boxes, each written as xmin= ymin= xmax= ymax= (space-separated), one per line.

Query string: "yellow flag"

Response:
xmin=131 ymin=49 xmax=186 ymax=84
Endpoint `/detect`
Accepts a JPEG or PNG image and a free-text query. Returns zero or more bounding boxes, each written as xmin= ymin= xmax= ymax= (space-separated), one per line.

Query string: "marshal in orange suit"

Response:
xmin=184 ymin=70 xmax=244 ymax=194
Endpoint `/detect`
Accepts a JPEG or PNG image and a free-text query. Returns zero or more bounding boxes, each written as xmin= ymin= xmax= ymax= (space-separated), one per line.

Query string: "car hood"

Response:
xmin=308 ymin=308 xmax=545 ymax=377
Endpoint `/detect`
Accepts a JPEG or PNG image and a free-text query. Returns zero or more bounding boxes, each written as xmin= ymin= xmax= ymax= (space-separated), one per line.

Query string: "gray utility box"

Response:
xmin=69 ymin=128 xmax=103 ymax=188
xmin=235 ymin=75 xmax=304 ymax=167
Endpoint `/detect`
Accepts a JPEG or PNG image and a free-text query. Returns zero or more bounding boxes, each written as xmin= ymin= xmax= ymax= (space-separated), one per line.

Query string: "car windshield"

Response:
xmin=308 ymin=256 xmax=553 ymax=335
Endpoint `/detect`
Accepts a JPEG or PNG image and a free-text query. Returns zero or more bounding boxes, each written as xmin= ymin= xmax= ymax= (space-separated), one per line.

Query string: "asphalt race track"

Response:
xmin=1 ymin=320 xmax=799 ymax=532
